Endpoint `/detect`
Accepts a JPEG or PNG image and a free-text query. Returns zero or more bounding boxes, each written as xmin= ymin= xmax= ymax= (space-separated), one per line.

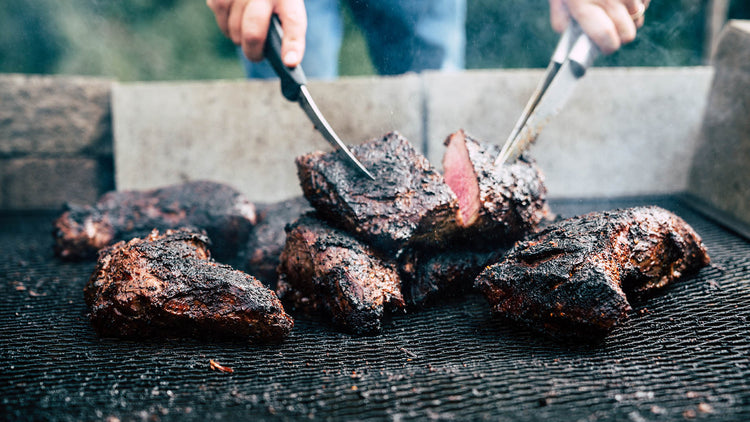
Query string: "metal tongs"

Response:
xmin=495 ymin=21 xmax=600 ymax=165
xmin=264 ymin=15 xmax=375 ymax=180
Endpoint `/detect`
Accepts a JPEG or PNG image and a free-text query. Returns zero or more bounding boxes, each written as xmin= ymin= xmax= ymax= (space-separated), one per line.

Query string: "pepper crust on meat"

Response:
xmin=85 ymin=229 xmax=292 ymax=342
xmin=277 ymin=214 xmax=405 ymax=335
xmin=54 ymin=180 xmax=256 ymax=261
xmin=296 ymin=131 xmax=461 ymax=252
xmin=442 ymin=129 xmax=551 ymax=246
xmin=475 ymin=206 xmax=710 ymax=340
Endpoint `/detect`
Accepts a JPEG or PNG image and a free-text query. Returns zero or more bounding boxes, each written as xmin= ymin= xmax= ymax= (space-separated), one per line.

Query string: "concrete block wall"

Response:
xmin=689 ymin=20 xmax=750 ymax=232
xmin=2 ymin=18 xmax=748 ymax=220
xmin=112 ymin=75 xmax=423 ymax=203
xmin=113 ymin=67 xmax=712 ymax=202
xmin=0 ymin=74 xmax=114 ymax=210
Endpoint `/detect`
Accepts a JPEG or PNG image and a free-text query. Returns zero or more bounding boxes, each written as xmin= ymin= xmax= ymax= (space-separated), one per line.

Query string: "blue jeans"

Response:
xmin=240 ymin=0 xmax=466 ymax=79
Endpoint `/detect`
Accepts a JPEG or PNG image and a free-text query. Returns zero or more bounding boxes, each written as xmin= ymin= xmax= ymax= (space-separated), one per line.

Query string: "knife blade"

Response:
xmin=264 ymin=14 xmax=375 ymax=180
xmin=495 ymin=23 xmax=599 ymax=166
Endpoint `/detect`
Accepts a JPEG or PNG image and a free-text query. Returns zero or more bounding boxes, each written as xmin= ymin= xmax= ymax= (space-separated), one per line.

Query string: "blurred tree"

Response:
xmin=1 ymin=0 xmax=749 ymax=81
xmin=466 ymin=0 xmax=709 ymax=69
xmin=0 ymin=1 xmax=61 ymax=74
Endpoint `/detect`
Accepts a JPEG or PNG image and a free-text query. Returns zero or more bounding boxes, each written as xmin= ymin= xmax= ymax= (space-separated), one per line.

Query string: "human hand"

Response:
xmin=549 ymin=0 xmax=649 ymax=54
xmin=206 ymin=0 xmax=306 ymax=66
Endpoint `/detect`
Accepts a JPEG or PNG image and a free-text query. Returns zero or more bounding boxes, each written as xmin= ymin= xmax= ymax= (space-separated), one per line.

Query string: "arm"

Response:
xmin=549 ymin=0 xmax=650 ymax=54
xmin=206 ymin=0 xmax=307 ymax=66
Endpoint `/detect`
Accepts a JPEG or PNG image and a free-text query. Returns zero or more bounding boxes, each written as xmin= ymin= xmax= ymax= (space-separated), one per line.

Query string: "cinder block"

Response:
xmin=0 ymin=74 xmax=112 ymax=156
xmin=1 ymin=158 xmax=102 ymax=210
xmin=425 ymin=67 xmax=713 ymax=198
xmin=689 ymin=20 xmax=750 ymax=228
xmin=112 ymin=75 xmax=422 ymax=202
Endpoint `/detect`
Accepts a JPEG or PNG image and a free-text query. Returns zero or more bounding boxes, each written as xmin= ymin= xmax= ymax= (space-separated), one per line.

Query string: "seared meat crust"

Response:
xmin=244 ymin=196 xmax=312 ymax=286
xmin=296 ymin=132 xmax=460 ymax=252
xmin=84 ymin=229 xmax=292 ymax=342
xmin=277 ymin=215 xmax=405 ymax=335
xmin=398 ymin=248 xmax=506 ymax=308
xmin=443 ymin=130 xmax=551 ymax=247
xmin=475 ymin=206 xmax=710 ymax=340
xmin=54 ymin=180 xmax=257 ymax=261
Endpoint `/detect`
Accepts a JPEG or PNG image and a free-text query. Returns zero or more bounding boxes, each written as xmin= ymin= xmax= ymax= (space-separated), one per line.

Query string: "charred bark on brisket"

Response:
xmin=296 ymin=132 xmax=461 ymax=252
xmin=54 ymin=181 xmax=257 ymax=261
xmin=398 ymin=247 xmax=507 ymax=308
xmin=84 ymin=229 xmax=293 ymax=342
xmin=475 ymin=206 xmax=710 ymax=340
xmin=277 ymin=214 xmax=406 ymax=335
xmin=442 ymin=130 xmax=551 ymax=247
xmin=244 ymin=196 xmax=312 ymax=286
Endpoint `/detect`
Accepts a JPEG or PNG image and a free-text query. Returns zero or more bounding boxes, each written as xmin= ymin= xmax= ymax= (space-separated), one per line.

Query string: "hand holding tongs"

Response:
xmin=495 ymin=21 xmax=600 ymax=165
xmin=264 ymin=15 xmax=375 ymax=180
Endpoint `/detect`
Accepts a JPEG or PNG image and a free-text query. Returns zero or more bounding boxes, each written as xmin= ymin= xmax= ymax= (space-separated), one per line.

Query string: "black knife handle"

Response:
xmin=264 ymin=14 xmax=307 ymax=102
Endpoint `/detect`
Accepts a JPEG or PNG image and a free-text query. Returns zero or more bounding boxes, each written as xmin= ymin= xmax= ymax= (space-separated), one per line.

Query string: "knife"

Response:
xmin=495 ymin=21 xmax=599 ymax=165
xmin=264 ymin=14 xmax=376 ymax=180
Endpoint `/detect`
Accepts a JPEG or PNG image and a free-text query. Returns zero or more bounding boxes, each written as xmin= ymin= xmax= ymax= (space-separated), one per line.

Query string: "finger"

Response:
xmin=275 ymin=0 xmax=307 ymax=67
xmin=227 ymin=0 xmax=250 ymax=45
xmin=603 ymin=1 xmax=637 ymax=45
xmin=625 ymin=0 xmax=647 ymax=29
xmin=565 ymin=0 xmax=620 ymax=54
xmin=241 ymin=0 xmax=274 ymax=62
xmin=207 ymin=0 xmax=232 ymax=37
xmin=549 ymin=0 xmax=570 ymax=33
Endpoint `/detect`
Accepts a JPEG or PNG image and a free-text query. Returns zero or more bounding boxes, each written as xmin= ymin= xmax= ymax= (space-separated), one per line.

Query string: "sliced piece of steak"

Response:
xmin=475 ymin=206 xmax=710 ymax=340
xmin=277 ymin=214 xmax=405 ymax=335
xmin=84 ymin=229 xmax=293 ymax=342
xmin=244 ymin=196 xmax=312 ymax=286
xmin=443 ymin=130 xmax=551 ymax=246
xmin=296 ymin=131 xmax=460 ymax=252
xmin=54 ymin=180 xmax=257 ymax=261
xmin=398 ymin=247 xmax=507 ymax=308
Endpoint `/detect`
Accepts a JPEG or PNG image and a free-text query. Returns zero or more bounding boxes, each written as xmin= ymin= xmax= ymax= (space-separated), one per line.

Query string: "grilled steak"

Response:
xmin=442 ymin=130 xmax=551 ymax=246
xmin=475 ymin=206 xmax=710 ymax=340
xmin=296 ymin=132 xmax=460 ymax=252
xmin=244 ymin=196 xmax=312 ymax=286
xmin=84 ymin=229 xmax=293 ymax=342
xmin=54 ymin=180 xmax=257 ymax=261
xmin=398 ymin=247 xmax=507 ymax=307
xmin=277 ymin=214 xmax=405 ymax=335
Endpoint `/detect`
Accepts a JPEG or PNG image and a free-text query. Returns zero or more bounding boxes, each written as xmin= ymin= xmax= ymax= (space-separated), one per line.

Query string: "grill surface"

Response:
xmin=1 ymin=196 xmax=749 ymax=421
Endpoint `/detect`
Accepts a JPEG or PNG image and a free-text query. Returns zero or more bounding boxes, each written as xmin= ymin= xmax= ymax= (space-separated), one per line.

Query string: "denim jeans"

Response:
xmin=240 ymin=0 xmax=466 ymax=79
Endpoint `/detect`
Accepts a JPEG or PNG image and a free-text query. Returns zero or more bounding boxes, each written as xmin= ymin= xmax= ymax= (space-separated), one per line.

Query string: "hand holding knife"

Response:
xmin=264 ymin=14 xmax=376 ymax=180
xmin=495 ymin=21 xmax=600 ymax=166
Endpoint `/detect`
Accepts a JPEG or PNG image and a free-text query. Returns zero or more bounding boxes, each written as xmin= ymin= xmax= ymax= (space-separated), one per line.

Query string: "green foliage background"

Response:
xmin=1 ymin=1 xmax=749 ymax=81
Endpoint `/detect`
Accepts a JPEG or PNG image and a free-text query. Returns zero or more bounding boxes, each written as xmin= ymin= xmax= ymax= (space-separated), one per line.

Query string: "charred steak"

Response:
xmin=277 ymin=214 xmax=406 ymax=335
xmin=244 ymin=196 xmax=312 ymax=286
xmin=475 ymin=206 xmax=710 ymax=340
xmin=442 ymin=129 xmax=551 ymax=246
xmin=54 ymin=180 xmax=257 ymax=261
xmin=296 ymin=132 xmax=460 ymax=252
xmin=398 ymin=247 xmax=507 ymax=308
xmin=84 ymin=229 xmax=293 ymax=342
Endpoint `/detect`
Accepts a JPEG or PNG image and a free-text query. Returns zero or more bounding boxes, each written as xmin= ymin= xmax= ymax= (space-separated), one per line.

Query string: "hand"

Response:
xmin=549 ymin=0 xmax=650 ymax=54
xmin=206 ymin=0 xmax=306 ymax=66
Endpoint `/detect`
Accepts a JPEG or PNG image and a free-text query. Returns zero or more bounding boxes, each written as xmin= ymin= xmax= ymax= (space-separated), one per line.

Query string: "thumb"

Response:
xmin=549 ymin=0 xmax=570 ymax=33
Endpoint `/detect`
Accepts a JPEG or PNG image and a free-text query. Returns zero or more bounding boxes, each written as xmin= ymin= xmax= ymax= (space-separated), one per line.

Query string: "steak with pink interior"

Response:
xmin=475 ymin=206 xmax=711 ymax=340
xmin=277 ymin=214 xmax=405 ymax=335
xmin=54 ymin=180 xmax=257 ymax=261
xmin=442 ymin=130 xmax=551 ymax=247
xmin=84 ymin=229 xmax=293 ymax=342
xmin=296 ymin=132 xmax=460 ymax=252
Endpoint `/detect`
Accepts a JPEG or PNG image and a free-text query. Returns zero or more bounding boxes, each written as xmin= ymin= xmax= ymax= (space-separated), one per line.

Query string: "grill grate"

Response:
xmin=1 ymin=197 xmax=749 ymax=421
